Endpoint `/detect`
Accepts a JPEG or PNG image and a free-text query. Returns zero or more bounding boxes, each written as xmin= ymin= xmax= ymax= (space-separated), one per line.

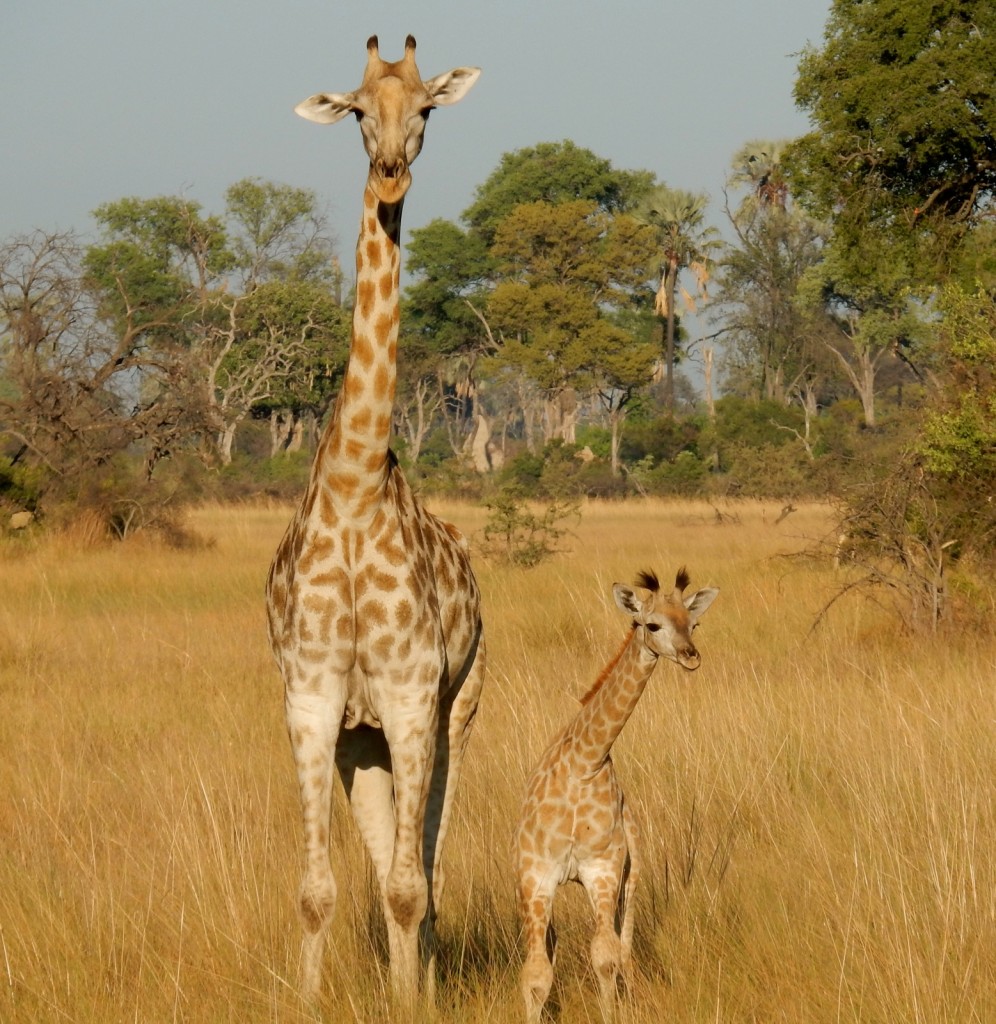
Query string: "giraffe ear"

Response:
xmin=294 ymin=91 xmax=357 ymax=124
xmin=684 ymin=587 xmax=719 ymax=624
xmin=612 ymin=583 xmax=644 ymax=617
xmin=423 ymin=66 xmax=481 ymax=106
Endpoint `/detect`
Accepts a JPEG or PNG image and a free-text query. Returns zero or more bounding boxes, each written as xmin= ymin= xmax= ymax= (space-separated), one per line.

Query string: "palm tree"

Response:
xmin=729 ymin=140 xmax=791 ymax=217
xmin=633 ymin=187 xmax=721 ymax=411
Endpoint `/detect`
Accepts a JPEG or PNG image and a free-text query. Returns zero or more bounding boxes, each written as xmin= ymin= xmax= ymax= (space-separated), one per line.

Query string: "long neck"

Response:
xmin=566 ymin=628 xmax=657 ymax=776
xmin=317 ymin=185 xmax=403 ymax=519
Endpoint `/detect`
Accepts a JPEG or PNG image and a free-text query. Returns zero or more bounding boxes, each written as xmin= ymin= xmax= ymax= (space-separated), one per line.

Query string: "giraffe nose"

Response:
xmin=376 ymin=156 xmax=407 ymax=180
xmin=678 ymin=646 xmax=701 ymax=670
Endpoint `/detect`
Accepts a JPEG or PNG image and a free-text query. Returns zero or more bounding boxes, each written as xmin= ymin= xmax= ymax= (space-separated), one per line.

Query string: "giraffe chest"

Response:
xmin=268 ymin=504 xmax=452 ymax=693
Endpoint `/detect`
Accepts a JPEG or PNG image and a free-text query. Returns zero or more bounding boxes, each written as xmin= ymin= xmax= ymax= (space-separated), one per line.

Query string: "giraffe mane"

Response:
xmin=579 ymin=625 xmax=636 ymax=705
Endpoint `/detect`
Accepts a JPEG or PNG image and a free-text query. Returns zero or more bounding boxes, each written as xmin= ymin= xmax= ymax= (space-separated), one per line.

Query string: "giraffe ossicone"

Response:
xmin=514 ymin=568 xmax=718 ymax=1023
xmin=266 ymin=36 xmax=483 ymax=1006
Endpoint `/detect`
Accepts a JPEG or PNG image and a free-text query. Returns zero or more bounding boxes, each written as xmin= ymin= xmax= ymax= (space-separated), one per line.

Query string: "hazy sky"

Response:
xmin=3 ymin=0 xmax=831 ymax=264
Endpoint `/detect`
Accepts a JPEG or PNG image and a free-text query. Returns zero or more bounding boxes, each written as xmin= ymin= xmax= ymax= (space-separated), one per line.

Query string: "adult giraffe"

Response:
xmin=266 ymin=35 xmax=483 ymax=1004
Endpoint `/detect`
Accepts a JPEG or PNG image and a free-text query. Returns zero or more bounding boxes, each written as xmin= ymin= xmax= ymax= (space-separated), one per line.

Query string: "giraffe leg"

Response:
xmin=421 ymin=631 xmax=486 ymax=1001
xmin=518 ymin=867 xmax=558 ymax=1024
xmin=377 ymin=695 xmax=438 ymax=1004
xmin=619 ymin=807 xmax=641 ymax=996
xmin=285 ymin=686 xmax=347 ymax=999
xmin=580 ymin=861 xmax=626 ymax=1023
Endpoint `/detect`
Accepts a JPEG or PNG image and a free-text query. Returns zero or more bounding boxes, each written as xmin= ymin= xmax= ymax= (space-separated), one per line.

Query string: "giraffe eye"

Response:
xmin=645 ymin=623 xmax=661 ymax=633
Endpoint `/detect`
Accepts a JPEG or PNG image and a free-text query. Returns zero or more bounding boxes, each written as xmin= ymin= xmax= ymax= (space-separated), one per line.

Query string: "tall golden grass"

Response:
xmin=1 ymin=499 xmax=993 ymax=1022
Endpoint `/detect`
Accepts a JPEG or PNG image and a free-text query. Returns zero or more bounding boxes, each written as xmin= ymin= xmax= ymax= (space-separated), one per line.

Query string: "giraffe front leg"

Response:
xmin=580 ymin=861 xmax=626 ymax=1023
xmin=285 ymin=686 xmax=346 ymax=1000
xmin=517 ymin=868 xmax=558 ymax=1024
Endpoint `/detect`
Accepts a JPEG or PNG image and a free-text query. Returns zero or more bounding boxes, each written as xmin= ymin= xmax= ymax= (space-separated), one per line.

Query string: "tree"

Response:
xmin=729 ymin=140 xmax=791 ymax=213
xmin=210 ymin=282 xmax=346 ymax=463
xmin=403 ymin=219 xmax=494 ymax=457
xmin=84 ymin=182 xmax=344 ymax=465
xmin=463 ymin=140 xmax=654 ymax=245
xmin=717 ymin=204 xmax=831 ymax=406
xmin=633 ymin=187 xmax=721 ymax=412
xmin=716 ymin=140 xmax=835 ymax=410
xmin=224 ymin=181 xmax=343 ymax=455
xmin=789 ymin=0 xmax=996 ymax=283
xmin=225 ymin=178 xmax=338 ymax=291
xmin=402 ymin=142 xmax=660 ymax=467
xmin=0 ymin=230 xmax=209 ymax=519
xmin=781 ymin=0 xmax=996 ymax=427
xmin=487 ymin=199 xmax=657 ymax=446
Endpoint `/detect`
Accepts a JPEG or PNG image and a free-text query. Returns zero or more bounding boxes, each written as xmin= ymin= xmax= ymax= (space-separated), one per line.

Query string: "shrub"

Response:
xmin=478 ymin=486 xmax=581 ymax=567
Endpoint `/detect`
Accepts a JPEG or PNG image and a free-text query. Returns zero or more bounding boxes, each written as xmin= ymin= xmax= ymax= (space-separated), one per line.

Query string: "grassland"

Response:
xmin=1 ymin=499 xmax=993 ymax=1023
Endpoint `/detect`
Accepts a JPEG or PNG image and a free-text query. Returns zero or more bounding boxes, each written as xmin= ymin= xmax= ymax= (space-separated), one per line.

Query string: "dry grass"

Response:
xmin=1 ymin=499 xmax=993 ymax=1022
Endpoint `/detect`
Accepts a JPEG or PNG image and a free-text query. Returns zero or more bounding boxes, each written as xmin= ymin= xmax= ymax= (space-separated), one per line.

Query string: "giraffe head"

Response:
xmin=294 ymin=35 xmax=481 ymax=205
xmin=612 ymin=568 xmax=718 ymax=671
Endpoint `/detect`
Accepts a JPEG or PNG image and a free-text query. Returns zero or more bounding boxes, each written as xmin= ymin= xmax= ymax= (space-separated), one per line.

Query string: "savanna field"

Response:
xmin=1 ymin=499 xmax=993 ymax=1023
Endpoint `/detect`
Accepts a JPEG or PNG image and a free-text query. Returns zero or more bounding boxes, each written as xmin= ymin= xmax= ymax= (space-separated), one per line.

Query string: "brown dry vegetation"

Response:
xmin=1 ymin=500 xmax=993 ymax=1023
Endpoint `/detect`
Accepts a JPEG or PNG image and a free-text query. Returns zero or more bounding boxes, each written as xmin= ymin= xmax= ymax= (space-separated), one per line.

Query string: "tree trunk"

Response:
xmin=824 ymin=333 xmax=881 ymax=429
xmin=664 ymin=262 xmax=678 ymax=413
xmin=610 ymin=405 xmax=626 ymax=476
xmin=269 ymin=408 xmax=295 ymax=456
xmin=560 ymin=388 xmax=578 ymax=444
xmin=218 ymin=421 xmax=237 ymax=465
xmin=469 ymin=412 xmax=492 ymax=473
xmin=288 ymin=415 xmax=305 ymax=452
xmin=703 ymin=346 xmax=716 ymax=422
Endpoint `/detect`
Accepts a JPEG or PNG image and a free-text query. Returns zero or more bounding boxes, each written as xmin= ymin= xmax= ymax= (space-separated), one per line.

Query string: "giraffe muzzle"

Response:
xmin=677 ymin=647 xmax=701 ymax=671
xmin=371 ymin=159 xmax=412 ymax=202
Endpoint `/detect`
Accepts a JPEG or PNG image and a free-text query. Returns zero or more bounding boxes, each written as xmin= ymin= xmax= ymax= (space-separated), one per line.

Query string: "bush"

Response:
xmin=620 ymin=414 xmax=703 ymax=465
xmin=0 ymin=457 xmax=46 ymax=513
xmin=478 ymin=486 xmax=581 ymax=567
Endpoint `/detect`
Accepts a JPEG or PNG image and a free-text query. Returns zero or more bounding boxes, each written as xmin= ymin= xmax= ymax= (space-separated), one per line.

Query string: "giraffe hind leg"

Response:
xmin=581 ymin=861 xmax=626 ymax=1023
xmin=619 ymin=807 xmax=641 ymax=995
xmin=421 ymin=630 xmax=486 ymax=1000
xmin=376 ymin=699 xmax=440 ymax=1004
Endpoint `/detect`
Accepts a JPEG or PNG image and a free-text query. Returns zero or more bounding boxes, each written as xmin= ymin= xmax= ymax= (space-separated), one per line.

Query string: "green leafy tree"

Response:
xmin=403 ymin=219 xmax=494 ymax=456
xmin=919 ymin=284 xmax=996 ymax=491
xmin=718 ymin=204 xmax=831 ymax=406
xmin=225 ymin=178 xmax=338 ymax=290
xmin=85 ymin=184 xmax=343 ymax=465
xmin=216 ymin=281 xmax=347 ymax=462
xmin=463 ymin=140 xmax=654 ymax=245
xmin=487 ymin=199 xmax=657 ymax=445
xmin=403 ymin=142 xmax=660 ymax=467
xmin=793 ymin=206 xmax=929 ymax=429
xmin=790 ymin=0 xmax=996 ymax=273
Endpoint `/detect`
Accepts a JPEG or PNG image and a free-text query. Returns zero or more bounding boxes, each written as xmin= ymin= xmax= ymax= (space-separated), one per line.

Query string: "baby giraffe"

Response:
xmin=514 ymin=568 xmax=718 ymax=1023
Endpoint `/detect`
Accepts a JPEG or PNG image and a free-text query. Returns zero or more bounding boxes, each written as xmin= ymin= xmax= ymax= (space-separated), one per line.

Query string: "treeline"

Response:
xmin=2 ymin=0 xmax=995 ymax=624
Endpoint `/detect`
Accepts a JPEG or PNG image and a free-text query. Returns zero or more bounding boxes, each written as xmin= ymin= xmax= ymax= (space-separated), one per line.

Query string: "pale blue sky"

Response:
xmin=3 ymin=0 xmax=830 ymax=263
